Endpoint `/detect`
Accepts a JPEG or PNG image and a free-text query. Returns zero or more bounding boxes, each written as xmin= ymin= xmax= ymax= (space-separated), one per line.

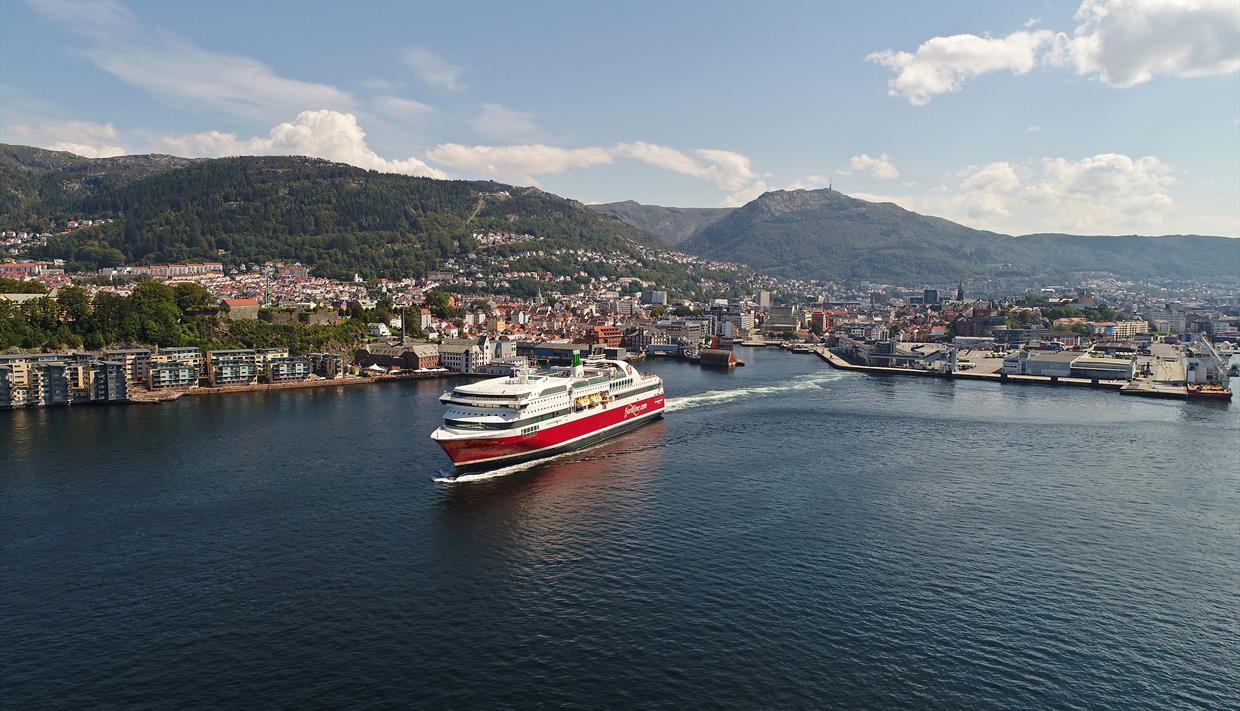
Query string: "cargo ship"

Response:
xmin=431 ymin=356 xmax=665 ymax=472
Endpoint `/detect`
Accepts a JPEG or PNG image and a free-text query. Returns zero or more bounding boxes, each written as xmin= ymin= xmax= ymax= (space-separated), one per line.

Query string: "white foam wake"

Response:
xmin=664 ymin=370 xmax=843 ymax=413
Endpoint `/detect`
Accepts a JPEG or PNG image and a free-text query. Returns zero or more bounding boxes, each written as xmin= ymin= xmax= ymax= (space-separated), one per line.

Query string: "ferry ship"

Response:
xmin=431 ymin=356 xmax=665 ymax=472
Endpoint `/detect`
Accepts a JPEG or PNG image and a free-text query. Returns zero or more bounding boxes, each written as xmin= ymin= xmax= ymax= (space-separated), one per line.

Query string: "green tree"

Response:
xmin=0 ymin=277 xmax=47 ymax=294
xmin=173 ymin=282 xmax=218 ymax=314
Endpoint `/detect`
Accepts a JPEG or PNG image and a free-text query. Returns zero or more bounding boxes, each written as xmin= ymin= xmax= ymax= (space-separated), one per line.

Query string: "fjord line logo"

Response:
xmin=625 ymin=402 xmax=648 ymax=418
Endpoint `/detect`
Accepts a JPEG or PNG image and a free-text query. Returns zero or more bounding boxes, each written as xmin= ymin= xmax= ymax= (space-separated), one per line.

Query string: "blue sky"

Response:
xmin=2 ymin=0 xmax=1237 ymax=236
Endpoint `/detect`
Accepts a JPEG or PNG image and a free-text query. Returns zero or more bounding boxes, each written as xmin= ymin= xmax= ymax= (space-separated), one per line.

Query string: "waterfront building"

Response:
xmin=255 ymin=348 xmax=290 ymax=373
xmin=515 ymin=341 xmax=592 ymax=365
xmin=709 ymin=304 xmax=756 ymax=339
xmin=1001 ymin=351 xmax=1078 ymax=377
xmin=266 ymin=356 xmax=312 ymax=383
xmin=765 ymin=305 xmax=801 ymax=333
xmin=153 ymin=346 xmax=204 ymax=376
xmin=91 ymin=361 xmax=128 ymax=402
xmin=64 ymin=362 xmax=93 ymax=403
xmin=586 ymin=325 xmax=624 ymax=348
xmin=147 ymin=362 xmax=198 ymax=389
xmin=308 ymin=353 xmax=345 ymax=379
xmin=206 ymin=350 xmax=258 ymax=386
xmin=102 ymin=349 xmax=151 ymax=388
xmin=656 ymin=319 xmax=709 ymax=346
xmin=1000 ymin=350 xmax=1134 ymax=380
xmin=1070 ymin=356 xmax=1135 ymax=381
xmin=623 ymin=327 xmax=668 ymax=352
xmin=439 ymin=338 xmax=493 ymax=373
xmin=355 ymin=343 xmax=439 ymax=371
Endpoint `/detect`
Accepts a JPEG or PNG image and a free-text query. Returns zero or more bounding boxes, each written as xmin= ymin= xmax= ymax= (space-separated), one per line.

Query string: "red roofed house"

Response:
xmin=223 ymin=297 xmax=260 ymax=320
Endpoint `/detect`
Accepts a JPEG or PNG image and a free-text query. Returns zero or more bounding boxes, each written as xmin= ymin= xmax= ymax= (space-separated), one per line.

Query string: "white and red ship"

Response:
xmin=431 ymin=356 xmax=665 ymax=472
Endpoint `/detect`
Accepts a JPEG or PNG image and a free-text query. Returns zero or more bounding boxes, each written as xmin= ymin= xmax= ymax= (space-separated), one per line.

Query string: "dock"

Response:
xmin=812 ymin=346 xmax=1129 ymax=393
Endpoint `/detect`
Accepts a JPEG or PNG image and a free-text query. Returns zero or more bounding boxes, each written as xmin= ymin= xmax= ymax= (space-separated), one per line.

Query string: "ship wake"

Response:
xmin=664 ymin=370 xmax=844 ymax=413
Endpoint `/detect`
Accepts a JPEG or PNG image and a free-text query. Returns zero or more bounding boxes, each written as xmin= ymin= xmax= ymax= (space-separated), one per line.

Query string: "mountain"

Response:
xmin=673 ymin=188 xmax=1239 ymax=283
xmin=0 ymin=144 xmax=196 ymax=221
xmin=589 ymin=200 xmax=732 ymax=245
xmin=0 ymin=145 xmax=697 ymax=289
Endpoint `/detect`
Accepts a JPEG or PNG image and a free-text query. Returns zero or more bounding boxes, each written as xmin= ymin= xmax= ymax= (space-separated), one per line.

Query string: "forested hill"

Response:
xmin=0 ymin=144 xmax=195 ymax=221
xmin=678 ymin=188 xmax=1240 ymax=283
xmin=0 ymin=145 xmax=664 ymax=281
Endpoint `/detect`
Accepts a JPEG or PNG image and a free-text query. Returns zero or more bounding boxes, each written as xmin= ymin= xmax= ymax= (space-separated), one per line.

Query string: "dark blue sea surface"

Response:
xmin=3 ymin=348 xmax=1238 ymax=708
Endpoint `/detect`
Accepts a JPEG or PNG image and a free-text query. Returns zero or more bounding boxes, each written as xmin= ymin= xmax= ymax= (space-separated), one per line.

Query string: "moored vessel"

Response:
xmin=431 ymin=356 xmax=665 ymax=472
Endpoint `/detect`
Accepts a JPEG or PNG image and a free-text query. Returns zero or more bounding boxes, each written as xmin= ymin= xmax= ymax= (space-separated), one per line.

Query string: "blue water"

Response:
xmin=3 ymin=348 xmax=1238 ymax=708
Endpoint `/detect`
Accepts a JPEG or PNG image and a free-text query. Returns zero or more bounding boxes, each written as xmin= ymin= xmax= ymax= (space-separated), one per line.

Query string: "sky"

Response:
xmin=1 ymin=0 xmax=1238 ymax=236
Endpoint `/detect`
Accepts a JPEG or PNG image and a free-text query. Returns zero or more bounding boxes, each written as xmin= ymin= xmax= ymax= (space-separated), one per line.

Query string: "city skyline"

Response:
xmin=2 ymin=0 xmax=1238 ymax=236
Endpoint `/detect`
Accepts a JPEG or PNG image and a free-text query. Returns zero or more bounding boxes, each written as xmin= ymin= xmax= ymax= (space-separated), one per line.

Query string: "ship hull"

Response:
xmin=437 ymin=393 xmax=665 ymax=473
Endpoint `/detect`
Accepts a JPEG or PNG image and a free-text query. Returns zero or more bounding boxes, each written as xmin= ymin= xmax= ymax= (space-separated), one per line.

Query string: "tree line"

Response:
xmin=0 ymin=281 xmax=366 ymax=353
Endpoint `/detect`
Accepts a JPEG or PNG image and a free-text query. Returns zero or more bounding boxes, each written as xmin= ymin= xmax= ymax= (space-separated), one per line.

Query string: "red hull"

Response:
xmin=437 ymin=393 xmax=665 ymax=467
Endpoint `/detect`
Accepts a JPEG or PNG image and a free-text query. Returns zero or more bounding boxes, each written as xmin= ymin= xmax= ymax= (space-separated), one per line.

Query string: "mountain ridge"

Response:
xmin=589 ymin=200 xmax=732 ymax=245
xmin=603 ymin=188 xmax=1239 ymax=283
xmin=0 ymin=144 xmax=686 ymax=287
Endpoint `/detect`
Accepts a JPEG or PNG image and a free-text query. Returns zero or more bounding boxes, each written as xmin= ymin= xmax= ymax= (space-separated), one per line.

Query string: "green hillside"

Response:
xmin=0 ymin=145 xmax=667 ymax=282
xmin=678 ymin=188 xmax=1240 ymax=283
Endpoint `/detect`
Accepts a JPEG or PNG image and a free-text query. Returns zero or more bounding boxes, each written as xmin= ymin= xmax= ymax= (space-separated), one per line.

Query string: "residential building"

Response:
xmin=91 ymin=361 xmax=128 ymax=402
xmin=308 ymin=352 xmax=344 ymax=379
xmin=266 ymin=356 xmax=312 ymax=382
xmin=101 ymin=349 xmax=151 ymax=388
xmin=147 ymin=362 xmax=198 ymax=389
xmin=206 ymin=350 xmax=258 ymax=386
xmin=153 ymin=346 xmax=203 ymax=376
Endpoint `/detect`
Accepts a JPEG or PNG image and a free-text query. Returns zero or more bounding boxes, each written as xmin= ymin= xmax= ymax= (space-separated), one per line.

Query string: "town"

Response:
xmin=2 ymin=236 xmax=1237 ymax=408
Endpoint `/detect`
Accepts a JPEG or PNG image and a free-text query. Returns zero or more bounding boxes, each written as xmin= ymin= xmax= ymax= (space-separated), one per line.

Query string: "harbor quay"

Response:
xmin=810 ymin=338 xmax=1230 ymax=401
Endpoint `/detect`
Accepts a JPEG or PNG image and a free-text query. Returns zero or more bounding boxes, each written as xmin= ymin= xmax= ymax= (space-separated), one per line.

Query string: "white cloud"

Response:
xmin=721 ymin=180 xmax=771 ymax=207
xmin=157 ymin=110 xmax=449 ymax=178
xmin=613 ymin=142 xmax=762 ymax=192
xmin=1055 ymin=0 xmax=1240 ymax=87
xmin=424 ymin=143 xmax=612 ymax=184
xmin=403 ymin=47 xmax=464 ymax=91
xmin=868 ymin=29 xmax=1055 ymax=104
xmin=1025 ymin=124 xmax=1041 ymax=132
xmin=694 ymin=148 xmax=761 ymax=192
xmin=28 ymin=0 xmax=353 ymax=120
xmin=838 ymin=153 xmax=901 ymax=179
xmin=613 ymin=141 xmax=705 ymax=177
xmin=855 ymin=153 xmax=1179 ymax=234
xmin=6 ymin=119 xmax=126 ymax=157
xmin=1023 ymin=153 xmax=1175 ymax=231
xmin=871 ymin=1 xmax=1240 ymax=103
xmin=471 ymin=104 xmax=538 ymax=140
xmin=372 ymin=95 xmax=434 ymax=120
xmin=785 ymin=174 xmax=830 ymax=190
